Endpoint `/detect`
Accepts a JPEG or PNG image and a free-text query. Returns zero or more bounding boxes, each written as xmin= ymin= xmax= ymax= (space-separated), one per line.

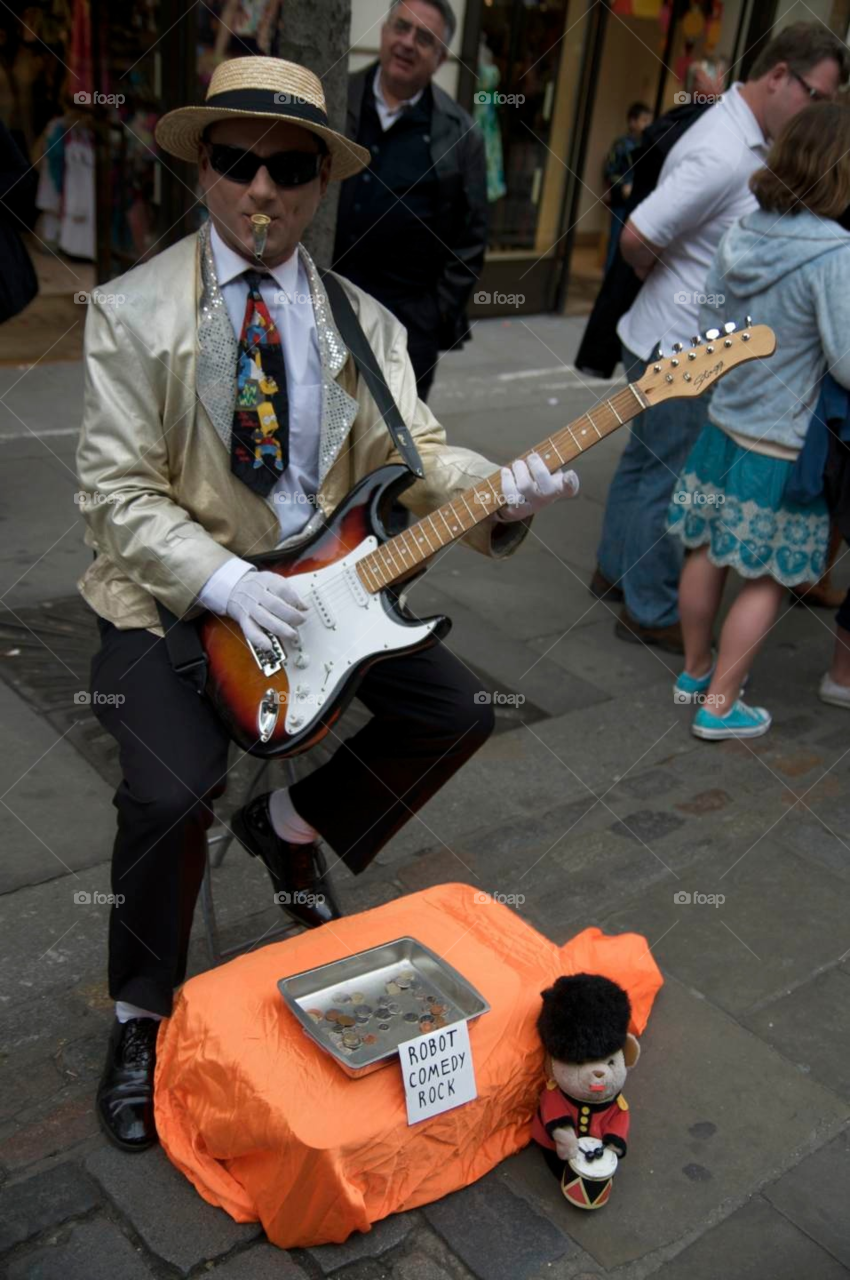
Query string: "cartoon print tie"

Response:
xmin=230 ymin=270 xmax=290 ymax=496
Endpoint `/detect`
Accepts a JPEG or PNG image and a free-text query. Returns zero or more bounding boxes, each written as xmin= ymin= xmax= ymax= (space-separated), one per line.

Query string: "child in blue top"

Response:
xmin=667 ymin=103 xmax=850 ymax=739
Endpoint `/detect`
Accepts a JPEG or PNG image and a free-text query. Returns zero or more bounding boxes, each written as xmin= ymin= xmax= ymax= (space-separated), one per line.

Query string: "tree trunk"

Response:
xmin=277 ymin=0 xmax=352 ymax=266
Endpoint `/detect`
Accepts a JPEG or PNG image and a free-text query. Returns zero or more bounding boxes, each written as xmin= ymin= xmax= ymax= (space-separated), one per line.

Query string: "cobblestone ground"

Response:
xmin=1 ymin=316 xmax=848 ymax=1279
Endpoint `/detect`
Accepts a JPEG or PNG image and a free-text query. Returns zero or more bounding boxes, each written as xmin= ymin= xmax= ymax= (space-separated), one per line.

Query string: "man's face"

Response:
xmin=198 ymin=118 xmax=331 ymax=267
xmin=630 ymin=111 xmax=651 ymax=136
xmin=763 ymin=57 xmax=842 ymax=139
xmin=379 ymin=1 xmax=448 ymax=98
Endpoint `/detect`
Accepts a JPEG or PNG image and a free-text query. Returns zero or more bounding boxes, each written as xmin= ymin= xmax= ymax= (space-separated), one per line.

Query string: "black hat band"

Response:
xmin=204 ymin=88 xmax=329 ymax=129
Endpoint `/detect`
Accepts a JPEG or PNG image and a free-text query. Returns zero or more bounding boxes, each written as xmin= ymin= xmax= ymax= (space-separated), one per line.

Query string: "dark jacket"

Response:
xmin=575 ymin=103 xmax=710 ymax=378
xmin=338 ymin=63 xmax=488 ymax=350
xmin=0 ymin=122 xmax=38 ymax=325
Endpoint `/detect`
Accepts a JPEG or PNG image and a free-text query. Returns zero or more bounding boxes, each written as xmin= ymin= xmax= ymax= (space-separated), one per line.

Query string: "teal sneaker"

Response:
xmin=692 ymin=699 xmax=771 ymax=740
xmin=673 ymin=662 xmax=715 ymax=704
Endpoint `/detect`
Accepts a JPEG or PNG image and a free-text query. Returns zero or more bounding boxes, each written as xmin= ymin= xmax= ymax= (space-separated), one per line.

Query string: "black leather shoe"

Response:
xmin=231 ymin=792 xmax=343 ymax=928
xmin=96 ymin=1017 xmax=159 ymax=1151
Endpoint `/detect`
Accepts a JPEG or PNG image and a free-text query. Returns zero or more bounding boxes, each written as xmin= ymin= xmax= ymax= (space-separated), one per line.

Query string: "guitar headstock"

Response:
xmin=636 ymin=321 xmax=776 ymax=404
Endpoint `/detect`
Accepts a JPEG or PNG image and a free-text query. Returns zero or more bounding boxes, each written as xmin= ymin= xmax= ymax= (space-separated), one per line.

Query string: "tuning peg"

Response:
xmin=705 ymin=328 xmax=720 ymax=341
xmin=672 ymin=341 xmax=683 ymax=352
xmin=691 ymin=335 xmax=701 ymax=346
xmin=723 ymin=321 xmax=737 ymax=333
xmin=744 ymin=315 xmax=752 ymax=327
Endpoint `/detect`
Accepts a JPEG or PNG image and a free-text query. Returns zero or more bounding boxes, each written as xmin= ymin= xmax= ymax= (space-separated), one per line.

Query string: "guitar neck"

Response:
xmin=356 ymin=382 xmax=648 ymax=594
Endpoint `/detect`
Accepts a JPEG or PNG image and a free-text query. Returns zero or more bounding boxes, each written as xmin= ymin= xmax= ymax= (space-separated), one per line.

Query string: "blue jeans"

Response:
xmin=597 ymin=343 xmax=708 ymax=628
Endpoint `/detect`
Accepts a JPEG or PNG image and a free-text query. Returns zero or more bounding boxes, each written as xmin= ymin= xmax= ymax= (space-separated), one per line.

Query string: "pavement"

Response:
xmin=0 ymin=312 xmax=848 ymax=1280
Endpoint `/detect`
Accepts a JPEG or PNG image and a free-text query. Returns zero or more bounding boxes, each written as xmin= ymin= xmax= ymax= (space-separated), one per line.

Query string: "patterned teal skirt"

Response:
xmin=667 ymin=421 xmax=830 ymax=587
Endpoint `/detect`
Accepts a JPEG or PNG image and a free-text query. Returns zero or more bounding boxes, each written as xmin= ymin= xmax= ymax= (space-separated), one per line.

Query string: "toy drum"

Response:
xmin=562 ymin=1139 xmax=618 ymax=1210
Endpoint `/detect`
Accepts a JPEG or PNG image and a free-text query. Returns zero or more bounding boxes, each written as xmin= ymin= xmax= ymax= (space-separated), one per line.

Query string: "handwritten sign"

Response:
xmin=398 ymin=1019 xmax=477 ymax=1125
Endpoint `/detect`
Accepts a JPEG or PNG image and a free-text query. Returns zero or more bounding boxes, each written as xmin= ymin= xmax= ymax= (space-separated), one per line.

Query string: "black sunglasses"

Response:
xmin=206 ymin=142 xmax=325 ymax=188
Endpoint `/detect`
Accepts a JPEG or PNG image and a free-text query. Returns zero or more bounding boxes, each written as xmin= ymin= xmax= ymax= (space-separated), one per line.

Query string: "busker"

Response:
xmin=75 ymin=57 xmax=580 ymax=1153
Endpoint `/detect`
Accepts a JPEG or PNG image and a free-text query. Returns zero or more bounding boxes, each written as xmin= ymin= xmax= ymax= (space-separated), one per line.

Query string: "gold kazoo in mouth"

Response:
xmin=250 ymin=213 xmax=271 ymax=261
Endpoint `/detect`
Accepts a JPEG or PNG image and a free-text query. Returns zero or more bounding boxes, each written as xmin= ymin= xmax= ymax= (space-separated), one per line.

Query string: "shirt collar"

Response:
xmin=724 ymin=82 xmax=768 ymax=152
xmin=373 ymin=65 xmax=424 ymax=118
xmin=209 ymin=220 xmax=300 ymax=295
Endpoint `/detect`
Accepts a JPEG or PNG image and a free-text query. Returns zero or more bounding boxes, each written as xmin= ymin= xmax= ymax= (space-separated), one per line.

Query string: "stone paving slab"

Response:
xmin=85 ymin=1144 xmax=261 ymax=1276
xmin=651 ymin=1194 xmax=848 ymax=1280
xmin=422 ymin=1171 xmax=573 ymax=1280
xmin=0 ymin=1160 xmax=101 ymax=1253
xmin=763 ymin=1131 xmax=850 ymax=1269
xmin=742 ymin=967 xmax=850 ymax=1103
xmin=5 ymin=1216 xmax=155 ymax=1280
xmin=207 ymin=1242 xmax=308 ymax=1277
xmin=522 ymin=975 xmax=848 ymax=1271
xmin=308 ymin=1211 xmax=418 ymax=1273
xmin=0 ymin=681 xmax=115 ymax=894
xmin=601 ymin=838 xmax=850 ymax=1019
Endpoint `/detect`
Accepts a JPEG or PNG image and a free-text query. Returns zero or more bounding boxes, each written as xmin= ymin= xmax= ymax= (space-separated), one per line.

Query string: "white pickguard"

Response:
xmin=252 ymin=537 xmax=438 ymax=740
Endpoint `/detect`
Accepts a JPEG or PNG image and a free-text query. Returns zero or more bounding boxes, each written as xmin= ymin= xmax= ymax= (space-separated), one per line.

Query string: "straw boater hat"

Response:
xmin=155 ymin=57 xmax=370 ymax=181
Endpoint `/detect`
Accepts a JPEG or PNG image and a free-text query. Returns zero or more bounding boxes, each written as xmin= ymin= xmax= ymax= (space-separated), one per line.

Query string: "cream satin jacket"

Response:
xmin=76 ymin=225 xmax=528 ymax=634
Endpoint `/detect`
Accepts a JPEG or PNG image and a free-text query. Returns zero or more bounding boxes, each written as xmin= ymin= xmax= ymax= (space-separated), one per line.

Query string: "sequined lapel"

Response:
xmin=196 ymin=221 xmax=237 ymax=452
xmin=298 ymin=246 xmax=360 ymax=487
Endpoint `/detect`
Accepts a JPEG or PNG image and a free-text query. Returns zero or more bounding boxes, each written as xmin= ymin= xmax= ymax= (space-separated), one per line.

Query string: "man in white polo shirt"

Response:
xmin=593 ymin=22 xmax=849 ymax=651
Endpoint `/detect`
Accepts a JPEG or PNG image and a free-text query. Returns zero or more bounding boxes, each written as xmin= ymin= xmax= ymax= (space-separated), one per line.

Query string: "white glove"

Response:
xmin=496 ymin=452 xmax=580 ymax=522
xmin=225 ymin=568 xmax=308 ymax=648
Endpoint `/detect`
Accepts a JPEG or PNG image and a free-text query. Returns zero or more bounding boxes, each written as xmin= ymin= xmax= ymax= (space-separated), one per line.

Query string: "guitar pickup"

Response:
xmin=247 ymin=632 xmax=286 ymax=676
xmin=309 ymin=586 xmax=336 ymax=630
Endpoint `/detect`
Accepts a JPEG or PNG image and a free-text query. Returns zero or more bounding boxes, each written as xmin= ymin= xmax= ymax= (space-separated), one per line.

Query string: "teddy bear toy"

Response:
xmin=533 ymin=972 xmax=640 ymax=1210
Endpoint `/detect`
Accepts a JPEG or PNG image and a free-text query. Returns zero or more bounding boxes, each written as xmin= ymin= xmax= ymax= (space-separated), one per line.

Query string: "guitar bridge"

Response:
xmin=247 ymin=632 xmax=286 ymax=676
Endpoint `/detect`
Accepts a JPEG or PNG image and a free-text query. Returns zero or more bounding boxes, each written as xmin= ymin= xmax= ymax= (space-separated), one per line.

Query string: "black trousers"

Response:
xmin=407 ymin=337 xmax=439 ymax=403
xmin=90 ymin=616 xmax=494 ymax=1015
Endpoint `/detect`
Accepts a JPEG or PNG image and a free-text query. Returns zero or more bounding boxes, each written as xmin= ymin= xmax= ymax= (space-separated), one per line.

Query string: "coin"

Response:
xmin=325 ymin=1008 xmax=341 ymax=1022
xmin=404 ymin=1011 xmax=419 ymax=1023
xmin=355 ymin=1011 xmax=371 ymax=1024
xmin=429 ymin=1003 xmax=447 ymax=1017
xmin=385 ymin=981 xmax=401 ymax=995
xmin=342 ymin=1031 xmax=361 ymax=1048
xmin=419 ymin=1020 xmax=434 ymax=1033
xmin=306 ymin=1008 xmax=323 ymax=1022
xmin=377 ymin=1022 xmax=390 ymax=1031
xmin=350 ymin=991 xmax=366 ymax=1005
xmin=375 ymin=1006 xmax=390 ymax=1019
xmin=362 ymin=1033 xmax=377 ymax=1045
xmin=332 ymin=991 xmax=352 ymax=1003
xmin=337 ymin=1013 xmax=356 ymax=1028
xmin=387 ymin=1002 xmax=400 ymax=1014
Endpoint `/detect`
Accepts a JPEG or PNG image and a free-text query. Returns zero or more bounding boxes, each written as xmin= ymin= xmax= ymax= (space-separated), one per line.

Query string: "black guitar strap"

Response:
xmin=157 ymin=267 xmax=423 ymax=685
xmin=319 ymin=269 xmax=425 ymax=480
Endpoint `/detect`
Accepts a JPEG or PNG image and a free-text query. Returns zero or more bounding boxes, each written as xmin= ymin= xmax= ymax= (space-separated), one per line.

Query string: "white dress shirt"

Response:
xmin=373 ymin=66 xmax=424 ymax=131
xmin=617 ymin=84 xmax=768 ymax=361
xmin=197 ymin=222 xmax=324 ymax=613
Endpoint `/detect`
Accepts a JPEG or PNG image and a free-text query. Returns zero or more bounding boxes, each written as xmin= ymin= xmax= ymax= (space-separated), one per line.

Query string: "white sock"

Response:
xmin=115 ymin=1000 xmax=163 ymax=1023
xmin=269 ymin=787 xmax=318 ymax=843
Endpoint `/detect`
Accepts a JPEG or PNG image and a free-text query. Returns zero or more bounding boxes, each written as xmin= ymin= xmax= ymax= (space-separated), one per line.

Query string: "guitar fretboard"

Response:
xmin=356 ymin=382 xmax=647 ymax=594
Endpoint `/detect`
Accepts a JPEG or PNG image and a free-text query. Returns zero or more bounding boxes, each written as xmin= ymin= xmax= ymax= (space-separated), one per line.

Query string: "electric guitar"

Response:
xmin=201 ymin=321 xmax=777 ymax=757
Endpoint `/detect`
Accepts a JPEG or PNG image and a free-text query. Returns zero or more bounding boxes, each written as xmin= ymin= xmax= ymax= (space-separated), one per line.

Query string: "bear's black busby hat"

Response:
xmin=537 ymin=973 xmax=631 ymax=1063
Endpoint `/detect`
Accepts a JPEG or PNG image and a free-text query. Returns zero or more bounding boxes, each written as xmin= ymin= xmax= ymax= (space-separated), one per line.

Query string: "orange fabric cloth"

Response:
xmin=154 ymin=883 xmax=662 ymax=1248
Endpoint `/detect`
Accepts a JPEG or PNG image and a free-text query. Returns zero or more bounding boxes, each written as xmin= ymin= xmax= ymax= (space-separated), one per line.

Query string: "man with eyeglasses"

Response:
xmin=591 ymin=21 xmax=849 ymax=654
xmin=76 ymin=56 xmax=578 ymax=1154
xmin=333 ymin=0 xmax=488 ymax=402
